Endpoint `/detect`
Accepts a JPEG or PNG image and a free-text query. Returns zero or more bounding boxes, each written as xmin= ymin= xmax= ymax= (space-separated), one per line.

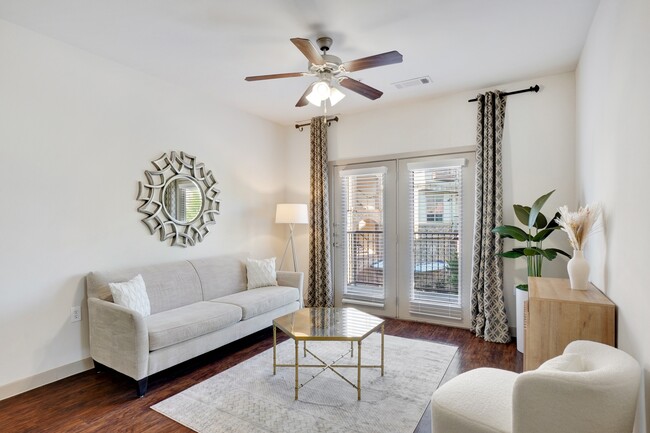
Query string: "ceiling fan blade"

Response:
xmin=296 ymin=83 xmax=316 ymax=107
xmin=290 ymin=38 xmax=325 ymax=65
xmin=339 ymin=77 xmax=383 ymax=100
xmin=245 ymin=72 xmax=305 ymax=81
xmin=342 ymin=50 xmax=403 ymax=72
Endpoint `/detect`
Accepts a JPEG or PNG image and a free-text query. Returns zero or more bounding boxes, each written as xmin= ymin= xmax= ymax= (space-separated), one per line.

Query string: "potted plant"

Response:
xmin=492 ymin=189 xmax=570 ymax=352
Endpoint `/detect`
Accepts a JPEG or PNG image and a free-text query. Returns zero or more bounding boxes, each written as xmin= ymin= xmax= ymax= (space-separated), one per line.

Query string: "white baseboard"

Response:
xmin=0 ymin=357 xmax=94 ymax=401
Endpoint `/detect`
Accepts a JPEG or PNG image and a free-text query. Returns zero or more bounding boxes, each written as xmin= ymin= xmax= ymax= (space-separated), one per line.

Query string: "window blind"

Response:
xmin=183 ymin=187 xmax=202 ymax=222
xmin=407 ymin=160 xmax=464 ymax=320
xmin=339 ymin=168 xmax=386 ymax=305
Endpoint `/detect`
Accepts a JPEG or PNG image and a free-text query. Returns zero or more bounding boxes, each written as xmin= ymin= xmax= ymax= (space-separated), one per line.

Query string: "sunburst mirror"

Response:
xmin=137 ymin=151 xmax=220 ymax=247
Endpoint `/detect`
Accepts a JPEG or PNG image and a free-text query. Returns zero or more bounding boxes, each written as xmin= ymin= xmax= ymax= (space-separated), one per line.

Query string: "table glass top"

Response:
xmin=273 ymin=307 xmax=384 ymax=340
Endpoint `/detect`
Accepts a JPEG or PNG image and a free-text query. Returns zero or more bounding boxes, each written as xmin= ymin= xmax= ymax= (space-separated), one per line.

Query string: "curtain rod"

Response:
xmin=467 ymin=85 xmax=540 ymax=103
xmin=295 ymin=116 xmax=339 ymax=131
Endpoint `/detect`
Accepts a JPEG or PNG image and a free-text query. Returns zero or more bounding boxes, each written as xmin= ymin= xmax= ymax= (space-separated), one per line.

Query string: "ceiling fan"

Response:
xmin=245 ymin=37 xmax=403 ymax=108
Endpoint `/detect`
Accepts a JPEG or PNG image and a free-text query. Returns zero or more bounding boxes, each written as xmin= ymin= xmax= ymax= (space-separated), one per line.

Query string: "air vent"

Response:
xmin=392 ymin=76 xmax=432 ymax=90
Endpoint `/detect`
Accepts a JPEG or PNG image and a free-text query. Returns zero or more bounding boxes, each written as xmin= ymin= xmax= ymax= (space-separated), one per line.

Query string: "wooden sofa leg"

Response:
xmin=136 ymin=378 xmax=148 ymax=397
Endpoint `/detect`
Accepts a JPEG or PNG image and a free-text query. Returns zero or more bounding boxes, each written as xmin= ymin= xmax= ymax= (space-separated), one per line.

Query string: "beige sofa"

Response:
xmin=86 ymin=254 xmax=303 ymax=396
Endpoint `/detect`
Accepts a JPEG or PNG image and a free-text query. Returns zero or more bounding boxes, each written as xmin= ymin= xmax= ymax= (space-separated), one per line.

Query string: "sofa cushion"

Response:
xmin=189 ymin=254 xmax=247 ymax=301
xmin=87 ymin=260 xmax=203 ymax=314
xmin=211 ymin=286 xmax=299 ymax=320
xmin=145 ymin=301 xmax=242 ymax=351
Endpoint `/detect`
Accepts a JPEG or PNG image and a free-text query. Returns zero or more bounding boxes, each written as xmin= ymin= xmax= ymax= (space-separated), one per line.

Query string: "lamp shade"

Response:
xmin=329 ymin=87 xmax=346 ymax=106
xmin=275 ymin=203 xmax=308 ymax=224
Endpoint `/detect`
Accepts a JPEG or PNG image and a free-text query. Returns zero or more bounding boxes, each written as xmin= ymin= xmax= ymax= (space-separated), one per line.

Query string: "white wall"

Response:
xmin=0 ymin=19 xmax=288 ymax=397
xmin=576 ymin=0 xmax=650 ymax=430
xmin=287 ymin=72 xmax=577 ymax=330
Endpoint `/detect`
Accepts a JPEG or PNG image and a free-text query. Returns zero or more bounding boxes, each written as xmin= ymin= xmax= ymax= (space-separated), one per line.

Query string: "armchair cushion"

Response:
xmin=431 ymin=368 xmax=517 ymax=433
xmin=537 ymin=352 xmax=584 ymax=372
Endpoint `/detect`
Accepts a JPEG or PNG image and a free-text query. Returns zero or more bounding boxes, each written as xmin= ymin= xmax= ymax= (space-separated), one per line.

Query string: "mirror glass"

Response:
xmin=162 ymin=175 xmax=204 ymax=224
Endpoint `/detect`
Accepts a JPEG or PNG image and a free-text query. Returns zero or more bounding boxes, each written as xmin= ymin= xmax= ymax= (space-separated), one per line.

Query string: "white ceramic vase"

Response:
xmin=568 ymin=249 xmax=590 ymax=290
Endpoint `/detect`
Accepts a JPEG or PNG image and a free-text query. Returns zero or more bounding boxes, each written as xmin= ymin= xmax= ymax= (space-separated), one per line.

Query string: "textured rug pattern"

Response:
xmin=152 ymin=334 xmax=457 ymax=433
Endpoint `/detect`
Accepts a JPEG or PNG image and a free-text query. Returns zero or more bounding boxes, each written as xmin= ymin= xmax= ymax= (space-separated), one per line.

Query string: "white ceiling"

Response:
xmin=0 ymin=0 xmax=600 ymax=126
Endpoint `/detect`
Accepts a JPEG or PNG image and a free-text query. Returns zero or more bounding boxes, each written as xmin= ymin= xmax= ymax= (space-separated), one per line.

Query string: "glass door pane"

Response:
xmin=332 ymin=161 xmax=397 ymax=318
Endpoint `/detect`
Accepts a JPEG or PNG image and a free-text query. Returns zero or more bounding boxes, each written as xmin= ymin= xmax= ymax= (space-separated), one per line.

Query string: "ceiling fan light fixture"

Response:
xmin=306 ymin=90 xmax=322 ymax=107
xmin=313 ymin=81 xmax=331 ymax=100
xmin=329 ymin=87 xmax=346 ymax=106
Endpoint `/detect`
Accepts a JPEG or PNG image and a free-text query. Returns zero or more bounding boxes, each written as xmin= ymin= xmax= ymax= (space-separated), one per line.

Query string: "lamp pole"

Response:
xmin=279 ymin=223 xmax=298 ymax=272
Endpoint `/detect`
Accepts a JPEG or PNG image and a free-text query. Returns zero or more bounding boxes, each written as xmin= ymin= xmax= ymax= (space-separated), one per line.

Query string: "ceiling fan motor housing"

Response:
xmin=317 ymin=36 xmax=333 ymax=52
xmin=309 ymin=53 xmax=343 ymax=75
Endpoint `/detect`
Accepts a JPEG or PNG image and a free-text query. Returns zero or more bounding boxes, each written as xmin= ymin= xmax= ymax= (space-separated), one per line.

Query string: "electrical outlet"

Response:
xmin=71 ymin=306 xmax=81 ymax=323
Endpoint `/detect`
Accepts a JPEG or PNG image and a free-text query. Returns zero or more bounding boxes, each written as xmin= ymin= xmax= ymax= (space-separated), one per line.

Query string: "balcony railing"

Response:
xmin=344 ymin=230 xmax=459 ymax=295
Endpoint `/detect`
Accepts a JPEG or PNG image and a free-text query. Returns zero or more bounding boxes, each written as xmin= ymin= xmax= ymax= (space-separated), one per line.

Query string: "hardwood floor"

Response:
xmin=0 ymin=319 xmax=522 ymax=432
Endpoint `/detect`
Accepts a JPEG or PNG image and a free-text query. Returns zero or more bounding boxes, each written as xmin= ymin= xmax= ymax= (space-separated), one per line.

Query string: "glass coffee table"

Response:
xmin=272 ymin=307 xmax=385 ymax=400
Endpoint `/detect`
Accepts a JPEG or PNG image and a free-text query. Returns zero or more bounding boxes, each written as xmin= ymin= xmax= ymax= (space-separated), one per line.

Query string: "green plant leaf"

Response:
xmin=492 ymin=225 xmax=529 ymax=242
xmin=545 ymin=211 xmax=561 ymax=229
xmin=539 ymin=249 xmax=558 ymax=260
xmin=513 ymin=205 xmax=531 ymax=226
xmin=533 ymin=212 xmax=548 ymax=229
xmin=516 ymin=283 xmax=529 ymax=291
xmin=533 ymin=228 xmax=556 ymax=242
xmin=498 ymin=249 xmax=525 ymax=258
xmin=523 ymin=247 xmax=542 ymax=256
xmin=547 ymin=247 xmax=572 ymax=258
xmin=528 ymin=190 xmax=555 ymax=228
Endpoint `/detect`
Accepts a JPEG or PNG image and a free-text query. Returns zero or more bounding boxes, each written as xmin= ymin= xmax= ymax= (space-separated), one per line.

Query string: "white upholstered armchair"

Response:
xmin=431 ymin=340 xmax=641 ymax=433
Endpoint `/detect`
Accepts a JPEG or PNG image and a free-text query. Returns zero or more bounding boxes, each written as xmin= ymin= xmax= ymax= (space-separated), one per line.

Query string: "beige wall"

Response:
xmin=0 ymin=19 xmax=288 ymax=397
xmin=576 ymin=0 xmax=650 ymax=430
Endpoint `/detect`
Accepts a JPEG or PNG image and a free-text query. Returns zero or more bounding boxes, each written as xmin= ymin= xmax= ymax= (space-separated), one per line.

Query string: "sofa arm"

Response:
xmin=88 ymin=298 xmax=149 ymax=381
xmin=277 ymin=271 xmax=304 ymax=307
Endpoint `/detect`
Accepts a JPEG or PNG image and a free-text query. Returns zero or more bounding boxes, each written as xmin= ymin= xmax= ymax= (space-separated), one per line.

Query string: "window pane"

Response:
xmin=341 ymin=172 xmax=385 ymax=301
xmin=409 ymin=164 xmax=462 ymax=319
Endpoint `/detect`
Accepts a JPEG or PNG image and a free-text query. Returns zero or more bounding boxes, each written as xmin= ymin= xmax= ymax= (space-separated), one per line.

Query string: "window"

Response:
xmin=339 ymin=167 xmax=387 ymax=304
xmin=408 ymin=159 xmax=465 ymax=320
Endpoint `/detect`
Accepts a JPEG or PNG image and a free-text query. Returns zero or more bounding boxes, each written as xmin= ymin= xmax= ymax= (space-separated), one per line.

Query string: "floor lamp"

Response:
xmin=276 ymin=203 xmax=308 ymax=272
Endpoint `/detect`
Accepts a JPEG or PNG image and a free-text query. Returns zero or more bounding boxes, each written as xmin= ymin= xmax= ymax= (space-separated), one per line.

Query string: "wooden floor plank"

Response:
xmin=0 ymin=319 xmax=521 ymax=432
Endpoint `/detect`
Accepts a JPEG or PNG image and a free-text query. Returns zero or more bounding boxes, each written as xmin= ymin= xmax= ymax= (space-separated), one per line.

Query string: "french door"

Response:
xmin=332 ymin=151 xmax=475 ymax=328
xmin=332 ymin=161 xmax=398 ymax=318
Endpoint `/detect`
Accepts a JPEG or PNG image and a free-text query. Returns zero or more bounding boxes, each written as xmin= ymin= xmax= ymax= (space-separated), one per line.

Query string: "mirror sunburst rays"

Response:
xmin=137 ymin=151 xmax=220 ymax=247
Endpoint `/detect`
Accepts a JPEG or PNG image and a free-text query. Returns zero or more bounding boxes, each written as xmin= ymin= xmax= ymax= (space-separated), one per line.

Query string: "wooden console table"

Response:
xmin=524 ymin=277 xmax=616 ymax=371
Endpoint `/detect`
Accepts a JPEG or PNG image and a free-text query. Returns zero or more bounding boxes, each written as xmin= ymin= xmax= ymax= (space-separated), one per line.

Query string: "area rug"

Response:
xmin=152 ymin=334 xmax=457 ymax=433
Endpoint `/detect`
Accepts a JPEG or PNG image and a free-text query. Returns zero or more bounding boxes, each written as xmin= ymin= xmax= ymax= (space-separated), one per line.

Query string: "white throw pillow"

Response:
xmin=109 ymin=274 xmax=151 ymax=317
xmin=246 ymin=257 xmax=278 ymax=289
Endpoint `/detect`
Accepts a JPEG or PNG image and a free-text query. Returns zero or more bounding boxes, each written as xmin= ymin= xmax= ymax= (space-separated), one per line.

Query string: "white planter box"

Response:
xmin=515 ymin=287 xmax=529 ymax=353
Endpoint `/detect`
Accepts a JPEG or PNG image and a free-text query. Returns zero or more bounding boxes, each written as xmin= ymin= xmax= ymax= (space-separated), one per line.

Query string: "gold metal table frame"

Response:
xmin=272 ymin=307 xmax=385 ymax=400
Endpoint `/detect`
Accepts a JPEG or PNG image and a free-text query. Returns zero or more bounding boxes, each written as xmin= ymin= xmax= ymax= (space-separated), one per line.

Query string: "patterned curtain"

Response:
xmin=306 ymin=116 xmax=334 ymax=307
xmin=470 ymin=91 xmax=511 ymax=343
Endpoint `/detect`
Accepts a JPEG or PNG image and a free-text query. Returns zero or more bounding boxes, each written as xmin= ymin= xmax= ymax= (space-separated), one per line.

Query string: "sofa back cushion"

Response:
xmin=190 ymin=254 xmax=247 ymax=301
xmin=87 ymin=260 xmax=203 ymax=314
